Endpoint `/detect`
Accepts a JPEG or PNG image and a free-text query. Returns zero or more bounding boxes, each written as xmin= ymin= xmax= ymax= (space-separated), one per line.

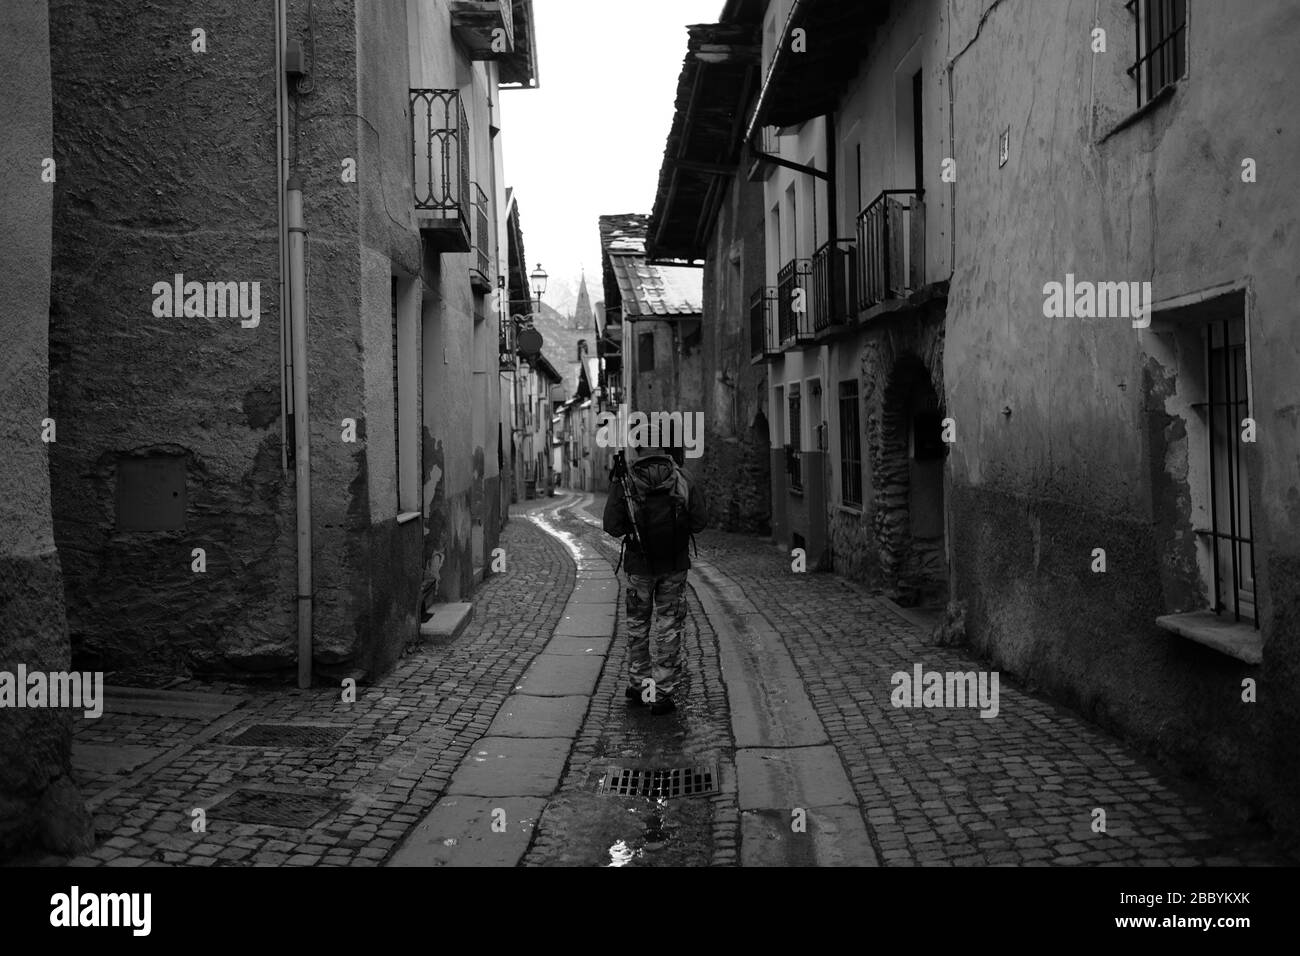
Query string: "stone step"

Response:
xmin=419 ymin=602 xmax=474 ymax=644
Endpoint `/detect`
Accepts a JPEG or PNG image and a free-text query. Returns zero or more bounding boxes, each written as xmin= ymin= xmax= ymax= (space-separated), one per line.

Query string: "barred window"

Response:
xmin=1127 ymin=0 xmax=1187 ymax=109
xmin=1200 ymin=317 xmax=1256 ymax=626
xmin=839 ymin=381 xmax=862 ymax=507
xmin=788 ymin=384 xmax=802 ymax=493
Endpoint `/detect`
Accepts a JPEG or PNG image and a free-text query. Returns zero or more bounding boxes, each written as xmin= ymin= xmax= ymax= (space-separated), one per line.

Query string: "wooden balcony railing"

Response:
xmin=855 ymin=189 xmax=924 ymax=311
xmin=470 ymin=182 xmax=492 ymax=293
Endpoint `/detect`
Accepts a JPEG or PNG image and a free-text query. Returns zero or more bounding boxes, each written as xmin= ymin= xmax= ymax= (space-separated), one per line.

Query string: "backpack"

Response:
xmin=623 ymin=454 xmax=693 ymax=564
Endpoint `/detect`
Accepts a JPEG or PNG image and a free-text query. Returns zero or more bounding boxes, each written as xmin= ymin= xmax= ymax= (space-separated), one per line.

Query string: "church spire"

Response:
xmin=574 ymin=269 xmax=593 ymax=331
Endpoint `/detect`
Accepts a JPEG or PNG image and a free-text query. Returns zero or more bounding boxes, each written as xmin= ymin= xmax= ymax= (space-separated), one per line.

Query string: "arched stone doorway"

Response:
xmin=873 ymin=353 xmax=948 ymax=606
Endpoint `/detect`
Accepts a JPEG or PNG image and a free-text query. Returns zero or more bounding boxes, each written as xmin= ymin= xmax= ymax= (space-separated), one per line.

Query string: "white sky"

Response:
xmin=499 ymin=0 xmax=721 ymax=311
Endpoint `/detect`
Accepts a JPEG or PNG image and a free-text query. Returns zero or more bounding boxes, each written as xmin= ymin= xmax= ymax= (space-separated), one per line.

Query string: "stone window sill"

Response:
xmin=1098 ymin=80 xmax=1179 ymax=144
xmin=396 ymin=511 xmax=422 ymax=526
xmin=1156 ymin=610 xmax=1262 ymax=665
xmin=835 ymin=503 xmax=863 ymax=516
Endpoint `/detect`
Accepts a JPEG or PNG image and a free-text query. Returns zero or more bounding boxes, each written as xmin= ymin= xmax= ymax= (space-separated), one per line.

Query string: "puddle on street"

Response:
xmin=607 ymin=839 xmax=640 ymax=867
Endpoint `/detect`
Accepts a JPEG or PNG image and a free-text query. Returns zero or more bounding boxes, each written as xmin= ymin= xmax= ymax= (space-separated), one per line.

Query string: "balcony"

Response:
xmin=811 ymin=238 xmax=856 ymax=333
xmin=777 ymin=258 xmax=813 ymax=348
xmin=450 ymin=0 xmax=515 ymax=59
xmin=855 ymin=189 xmax=925 ymax=312
xmin=749 ymin=286 xmax=779 ymax=362
xmin=411 ymin=88 xmax=470 ymax=252
xmin=469 ymin=182 xmax=492 ymax=293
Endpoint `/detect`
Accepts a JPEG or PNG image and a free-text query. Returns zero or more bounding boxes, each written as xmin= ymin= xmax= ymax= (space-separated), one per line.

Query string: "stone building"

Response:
xmin=598 ymin=214 xmax=704 ymax=456
xmin=0 ymin=0 xmax=94 ymax=860
xmin=45 ymin=0 xmax=539 ymax=683
xmin=653 ymin=0 xmax=1300 ymax=841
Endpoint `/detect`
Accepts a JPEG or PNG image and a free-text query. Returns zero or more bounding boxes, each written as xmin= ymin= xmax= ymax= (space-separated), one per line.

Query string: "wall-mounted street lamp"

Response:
xmin=529 ymin=263 xmax=547 ymax=314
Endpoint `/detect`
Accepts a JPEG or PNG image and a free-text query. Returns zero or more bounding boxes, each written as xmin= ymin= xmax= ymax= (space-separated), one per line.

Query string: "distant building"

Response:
xmin=598 ymin=215 xmax=704 ymax=459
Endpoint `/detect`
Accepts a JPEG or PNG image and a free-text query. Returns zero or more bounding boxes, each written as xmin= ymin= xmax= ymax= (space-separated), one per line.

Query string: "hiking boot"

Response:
xmin=650 ymin=693 xmax=676 ymax=716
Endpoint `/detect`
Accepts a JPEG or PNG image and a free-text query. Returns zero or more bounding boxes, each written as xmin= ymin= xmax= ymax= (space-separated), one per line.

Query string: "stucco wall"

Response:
xmin=944 ymin=0 xmax=1300 ymax=834
xmin=47 ymin=0 xmax=434 ymax=681
xmin=408 ymin=0 xmax=500 ymax=601
xmin=0 ymin=0 xmax=94 ymax=859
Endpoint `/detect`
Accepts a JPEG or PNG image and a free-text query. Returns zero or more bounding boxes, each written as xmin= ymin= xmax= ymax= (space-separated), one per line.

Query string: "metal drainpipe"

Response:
xmin=275 ymin=0 xmax=290 ymax=475
xmin=287 ymin=176 xmax=313 ymax=689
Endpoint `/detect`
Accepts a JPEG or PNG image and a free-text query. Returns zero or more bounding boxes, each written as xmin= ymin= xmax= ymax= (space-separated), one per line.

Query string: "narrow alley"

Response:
xmin=32 ymin=493 xmax=1286 ymax=869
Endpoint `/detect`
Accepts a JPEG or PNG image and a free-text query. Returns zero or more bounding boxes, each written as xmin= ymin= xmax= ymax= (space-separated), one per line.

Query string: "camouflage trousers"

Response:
xmin=624 ymin=570 xmax=688 ymax=699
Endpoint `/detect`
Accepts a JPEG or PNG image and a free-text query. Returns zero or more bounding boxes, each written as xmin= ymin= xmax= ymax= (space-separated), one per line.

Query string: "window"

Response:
xmin=638 ymin=330 xmax=656 ymax=371
xmin=1128 ymin=0 xmax=1187 ymax=108
xmin=788 ymin=383 xmax=802 ymax=492
xmin=1202 ymin=317 xmax=1256 ymax=625
xmin=392 ymin=275 xmax=420 ymax=514
xmin=391 ymin=277 xmax=401 ymax=497
xmin=838 ymin=381 xmax=862 ymax=507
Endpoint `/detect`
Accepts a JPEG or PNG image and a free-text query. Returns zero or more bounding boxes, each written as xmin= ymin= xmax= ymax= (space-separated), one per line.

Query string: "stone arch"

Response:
xmin=859 ymin=315 xmax=947 ymax=604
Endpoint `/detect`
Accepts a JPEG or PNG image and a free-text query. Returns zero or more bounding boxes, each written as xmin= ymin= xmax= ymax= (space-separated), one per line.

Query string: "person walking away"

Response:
xmin=603 ymin=443 xmax=708 ymax=715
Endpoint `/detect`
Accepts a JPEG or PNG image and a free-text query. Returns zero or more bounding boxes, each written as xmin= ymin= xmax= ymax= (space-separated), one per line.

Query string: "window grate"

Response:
xmin=788 ymin=385 xmax=802 ymax=492
xmin=1203 ymin=317 xmax=1256 ymax=628
xmin=839 ymin=381 xmax=862 ymax=506
xmin=597 ymin=764 xmax=719 ymax=799
xmin=1126 ymin=0 xmax=1187 ymax=109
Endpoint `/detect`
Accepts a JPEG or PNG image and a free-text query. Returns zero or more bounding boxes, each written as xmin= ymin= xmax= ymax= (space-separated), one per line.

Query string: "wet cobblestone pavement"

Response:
xmin=522 ymin=501 xmax=737 ymax=867
xmin=33 ymin=501 xmax=573 ymax=867
xmin=688 ymin=530 xmax=1292 ymax=867
xmin=25 ymin=492 xmax=1296 ymax=867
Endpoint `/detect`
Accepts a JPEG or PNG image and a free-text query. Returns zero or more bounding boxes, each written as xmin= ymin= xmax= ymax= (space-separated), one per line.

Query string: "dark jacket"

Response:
xmin=604 ymin=454 xmax=708 ymax=575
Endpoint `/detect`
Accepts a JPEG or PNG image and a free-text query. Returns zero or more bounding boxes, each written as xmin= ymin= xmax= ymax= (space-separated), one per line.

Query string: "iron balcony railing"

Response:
xmin=811 ymin=238 xmax=856 ymax=333
xmin=855 ymin=189 xmax=925 ymax=311
xmin=749 ymin=286 xmax=779 ymax=361
xmin=411 ymin=88 xmax=470 ymax=225
xmin=777 ymin=258 xmax=813 ymax=346
xmin=470 ymin=181 xmax=491 ymax=287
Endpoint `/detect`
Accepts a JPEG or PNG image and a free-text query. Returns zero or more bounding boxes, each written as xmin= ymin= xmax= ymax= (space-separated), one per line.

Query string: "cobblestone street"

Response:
xmin=26 ymin=493 xmax=1293 ymax=868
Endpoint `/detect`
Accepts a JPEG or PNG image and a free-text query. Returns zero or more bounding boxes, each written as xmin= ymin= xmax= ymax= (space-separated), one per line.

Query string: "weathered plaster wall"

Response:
xmin=48 ymin=0 xmax=295 ymax=676
xmin=944 ymin=0 xmax=1300 ymax=834
xmin=352 ymin=0 xmax=425 ymax=677
xmin=0 ymin=0 xmax=94 ymax=859
xmin=408 ymin=0 xmax=499 ymax=602
xmin=699 ymin=173 xmax=770 ymax=533
xmin=48 ymin=0 xmax=423 ymax=681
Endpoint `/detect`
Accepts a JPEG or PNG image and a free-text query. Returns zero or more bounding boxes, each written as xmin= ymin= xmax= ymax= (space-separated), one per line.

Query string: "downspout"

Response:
xmin=287 ymin=176 xmax=313 ymax=689
xmin=275 ymin=0 xmax=290 ymax=474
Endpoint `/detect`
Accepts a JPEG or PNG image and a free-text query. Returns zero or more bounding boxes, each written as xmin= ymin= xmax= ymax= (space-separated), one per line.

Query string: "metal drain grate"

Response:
xmin=207 ymin=788 xmax=341 ymax=828
xmin=223 ymin=723 xmax=350 ymax=749
xmin=598 ymin=763 xmax=718 ymax=798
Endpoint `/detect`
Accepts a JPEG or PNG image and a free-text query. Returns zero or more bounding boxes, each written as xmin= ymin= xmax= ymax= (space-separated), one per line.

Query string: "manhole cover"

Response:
xmin=598 ymin=763 xmax=719 ymax=798
xmin=207 ymin=788 xmax=341 ymax=828
xmin=222 ymin=723 xmax=349 ymax=749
